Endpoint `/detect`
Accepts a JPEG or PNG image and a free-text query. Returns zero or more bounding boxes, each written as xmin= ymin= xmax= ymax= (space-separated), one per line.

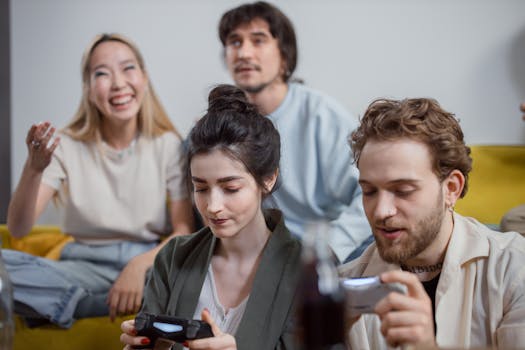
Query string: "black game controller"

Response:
xmin=132 ymin=312 xmax=214 ymax=349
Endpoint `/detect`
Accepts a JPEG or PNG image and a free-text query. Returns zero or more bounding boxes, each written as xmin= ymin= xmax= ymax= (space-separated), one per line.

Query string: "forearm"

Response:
xmin=7 ymin=161 xmax=44 ymax=237
xmin=154 ymin=197 xmax=195 ymax=255
xmin=129 ymin=214 xmax=194 ymax=272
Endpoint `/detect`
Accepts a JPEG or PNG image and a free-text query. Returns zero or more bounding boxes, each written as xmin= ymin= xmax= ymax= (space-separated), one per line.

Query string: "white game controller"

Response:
xmin=340 ymin=276 xmax=406 ymax=317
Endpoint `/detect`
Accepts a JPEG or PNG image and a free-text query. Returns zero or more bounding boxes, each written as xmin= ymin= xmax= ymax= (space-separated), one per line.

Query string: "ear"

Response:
xmin=443 ymin=169 xmax=465 ymax=209
xmin=280 ymin=58 xmax=287 ymax=80
xmin=262 ymin=169 xmax=279 ymax=195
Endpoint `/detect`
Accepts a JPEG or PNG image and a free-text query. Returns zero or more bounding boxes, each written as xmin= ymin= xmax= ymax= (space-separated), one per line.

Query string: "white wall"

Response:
xmin=10 ymin=0 xmax=525 ymax=224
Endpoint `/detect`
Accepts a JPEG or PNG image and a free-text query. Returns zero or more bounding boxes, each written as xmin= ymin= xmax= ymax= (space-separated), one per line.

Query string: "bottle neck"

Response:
xmin=303 ymin=221 xmax=340 ymax=295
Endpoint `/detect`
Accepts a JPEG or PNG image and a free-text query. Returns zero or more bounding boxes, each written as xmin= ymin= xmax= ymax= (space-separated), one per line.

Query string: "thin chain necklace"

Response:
xmin=400 ymin=262 xmax=443 ymax=273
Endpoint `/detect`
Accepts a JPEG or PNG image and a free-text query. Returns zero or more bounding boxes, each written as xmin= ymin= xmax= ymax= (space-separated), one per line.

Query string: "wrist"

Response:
xmin=131 ymin=251 xmax=156 ymax=270
xmin=23 ymin=159 xmax=45 ymax=176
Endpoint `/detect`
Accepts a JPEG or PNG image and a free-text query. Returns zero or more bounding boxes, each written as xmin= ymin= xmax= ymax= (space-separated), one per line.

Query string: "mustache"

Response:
xmin=373 ymin=218 xmax=402 ymax=230
xmin=234 ymin=61 xmax=261 ymax=73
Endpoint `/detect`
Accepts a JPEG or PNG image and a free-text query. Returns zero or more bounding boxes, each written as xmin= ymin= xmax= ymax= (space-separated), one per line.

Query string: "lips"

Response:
xmin=376 ymin=226 xmax=404 ymax=240
xmin=110 ymin=94 xmax=133 ymax=107
xmin=210 ymin=218 xmax=228 ymax=226
xmin=235 ymin=67 xmax=254 ymax=74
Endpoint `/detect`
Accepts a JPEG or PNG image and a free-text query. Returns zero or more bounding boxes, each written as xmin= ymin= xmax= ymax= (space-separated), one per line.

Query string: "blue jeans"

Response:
xmin=2 ymin=240 xmax=156 ymax=328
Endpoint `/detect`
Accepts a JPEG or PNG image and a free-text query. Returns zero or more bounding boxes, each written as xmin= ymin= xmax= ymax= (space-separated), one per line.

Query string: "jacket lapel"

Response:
xmin=435 ymin=213 xmax=489 ymax=347
xmin=170 ymin=230 xmax=217 ymax=319
xmin=235 ymin=212 xmax=301 ymax=350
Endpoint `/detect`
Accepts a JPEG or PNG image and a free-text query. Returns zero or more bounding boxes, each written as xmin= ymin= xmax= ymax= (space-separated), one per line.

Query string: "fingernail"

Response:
xmin=141 ymin=338 xmax=150 ymax=345
xmin=203 ymin=307 xmax=209 ymax=313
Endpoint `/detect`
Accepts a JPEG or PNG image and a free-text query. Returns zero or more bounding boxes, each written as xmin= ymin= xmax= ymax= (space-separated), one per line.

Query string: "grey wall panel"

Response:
xmin=0 ymin=0 xmax=10 ymax=223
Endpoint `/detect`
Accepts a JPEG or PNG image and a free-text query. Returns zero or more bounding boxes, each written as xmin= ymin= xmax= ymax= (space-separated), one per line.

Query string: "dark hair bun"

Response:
xmin=207 ymin=84 xmax=257 ymax=115
xmin=188 ymin=83 xmax=281 ymax=196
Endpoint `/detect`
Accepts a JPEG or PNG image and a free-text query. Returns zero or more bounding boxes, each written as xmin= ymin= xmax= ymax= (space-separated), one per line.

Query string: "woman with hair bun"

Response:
xmin=120 ymin=84 xmax=301 ymax=350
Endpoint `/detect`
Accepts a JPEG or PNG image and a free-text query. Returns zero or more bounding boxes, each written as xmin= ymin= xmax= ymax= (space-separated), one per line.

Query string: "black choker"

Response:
xmin=401 ymin=262 xmax=443 ymax=273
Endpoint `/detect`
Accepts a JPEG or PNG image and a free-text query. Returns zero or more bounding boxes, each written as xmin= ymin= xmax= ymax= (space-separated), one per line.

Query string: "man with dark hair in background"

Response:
xmin=218 ymin=1 xmax=372 ymax=263
xmin=340 ymin=98 xmax=525 ymax=349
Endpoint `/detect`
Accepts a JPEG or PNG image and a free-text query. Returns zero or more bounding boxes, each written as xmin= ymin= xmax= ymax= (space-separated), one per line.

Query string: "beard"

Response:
xmin=239 ymin=81 xmax=271 ymax=94
xmin=234 ymin=65 xmax=283 ymax=95
xmin=375 ymin=192 xmax=445 ymax=265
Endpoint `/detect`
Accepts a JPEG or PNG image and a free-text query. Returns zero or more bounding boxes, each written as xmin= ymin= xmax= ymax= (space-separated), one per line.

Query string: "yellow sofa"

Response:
xmin=1 ymin=145 xmax=522 ymax=349
xmin=454 ymin=145 xmax=525 ymax=227
xmin=0 ymin=225 xmax=132 ymax=350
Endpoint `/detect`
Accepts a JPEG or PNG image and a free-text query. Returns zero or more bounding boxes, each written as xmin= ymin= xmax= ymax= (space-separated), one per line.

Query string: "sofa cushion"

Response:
xmin=455 ymin=145 xmax=525 ymax=226
xmin=1 ymin=225 xmax=132 ymax=350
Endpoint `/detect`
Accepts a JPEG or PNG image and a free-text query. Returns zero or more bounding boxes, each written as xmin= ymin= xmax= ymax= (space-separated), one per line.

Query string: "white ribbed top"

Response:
xmin=192 ymin=264 xmax=249 ymax=336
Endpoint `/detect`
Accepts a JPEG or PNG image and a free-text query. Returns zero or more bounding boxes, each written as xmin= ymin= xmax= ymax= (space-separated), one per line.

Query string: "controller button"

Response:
xmin=153 ymin=322 xmax=183 ymax=333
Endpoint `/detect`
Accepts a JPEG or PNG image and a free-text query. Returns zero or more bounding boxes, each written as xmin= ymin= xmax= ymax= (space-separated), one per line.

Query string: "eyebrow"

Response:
xmin=226 ymin=33 xmax=241 ymax=41
xmin=119 ymin=59 xmax=136 ymax=66
xmin=250 ymin=31 xmax=270 ymax=38
xmin=92 ymin=63 xmax=108 ymax=71
xmin=359 ymin=178 xmax=421 ymax=186
xmin=191 ymin=176 xmax=244 ymax=184
xmin=91 ymin=59 xmax=136 ymax=72
xmin=226 ymin=30 xmax=270 ymax=41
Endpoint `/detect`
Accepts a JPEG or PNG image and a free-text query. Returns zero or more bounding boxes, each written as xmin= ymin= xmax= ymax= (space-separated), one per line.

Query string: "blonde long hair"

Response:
xmin=64 ymin=33 xmax=180 ymax=141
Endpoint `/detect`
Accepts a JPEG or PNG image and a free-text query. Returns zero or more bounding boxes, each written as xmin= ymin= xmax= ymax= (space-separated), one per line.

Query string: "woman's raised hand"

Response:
xmin=26 ymin=121 xmax=60 ymax=172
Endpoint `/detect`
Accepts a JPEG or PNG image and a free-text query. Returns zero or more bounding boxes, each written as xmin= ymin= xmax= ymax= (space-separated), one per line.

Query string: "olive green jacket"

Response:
xmin=142 ymin=209 xmax=302 ymax=350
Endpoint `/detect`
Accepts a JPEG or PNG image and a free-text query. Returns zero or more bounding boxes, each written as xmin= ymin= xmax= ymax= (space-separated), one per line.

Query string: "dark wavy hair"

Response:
xmin=218 ymin=1 xmax=297 ymax=82
xmin=350 ymin=98 xmax=472 ymax=197
xmin=187 ymin=84 xmax=281 ymax=195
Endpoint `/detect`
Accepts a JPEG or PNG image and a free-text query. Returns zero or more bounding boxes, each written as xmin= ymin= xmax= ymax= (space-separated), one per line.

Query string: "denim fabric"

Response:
xmin=2 ymin=240 xmax=156 ymax=328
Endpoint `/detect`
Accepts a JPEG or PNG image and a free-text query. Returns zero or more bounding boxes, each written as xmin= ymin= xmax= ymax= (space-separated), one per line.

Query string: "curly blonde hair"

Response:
xmin=350 ymin=98 xmax=472 ymax=197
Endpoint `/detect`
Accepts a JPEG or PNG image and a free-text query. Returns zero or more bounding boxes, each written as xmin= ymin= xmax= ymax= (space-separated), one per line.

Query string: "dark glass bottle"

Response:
xmin=297 ymin=221 xmax=345 ymax=350
xmin=0 ymin=247 xmax=14 ymax=350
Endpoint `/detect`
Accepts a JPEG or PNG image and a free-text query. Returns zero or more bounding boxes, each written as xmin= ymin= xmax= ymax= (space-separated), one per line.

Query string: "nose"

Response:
xmin=237 ymin=41 xmax=254 ymax=59
xmin=111 ymin=71 xmax=125 ymax=90
xmin=372 ymin=192 xmax=397 ymax=222
xmin=206 ymin=189 xmax=224 ymax=215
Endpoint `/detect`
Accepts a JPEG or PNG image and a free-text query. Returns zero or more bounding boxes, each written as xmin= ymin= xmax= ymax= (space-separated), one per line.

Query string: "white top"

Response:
xmin=192 ymin=264 xmax=249 ymax=336
xmin=42 ymin=132 xmax=188 ymax=244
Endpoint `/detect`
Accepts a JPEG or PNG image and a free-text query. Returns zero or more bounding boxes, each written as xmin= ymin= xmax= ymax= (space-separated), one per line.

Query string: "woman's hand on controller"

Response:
xmin=185 ymin=309 xmax=237 ymax=350
xmin=120 ymin=319 xmax=152 ymax=350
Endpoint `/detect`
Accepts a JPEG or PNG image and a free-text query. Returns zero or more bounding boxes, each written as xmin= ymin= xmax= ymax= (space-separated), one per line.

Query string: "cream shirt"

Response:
xmin=42 ymin=132 xmax=188 ymax=244
xmin=339 ymin=213 xmax=525 ymax=349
